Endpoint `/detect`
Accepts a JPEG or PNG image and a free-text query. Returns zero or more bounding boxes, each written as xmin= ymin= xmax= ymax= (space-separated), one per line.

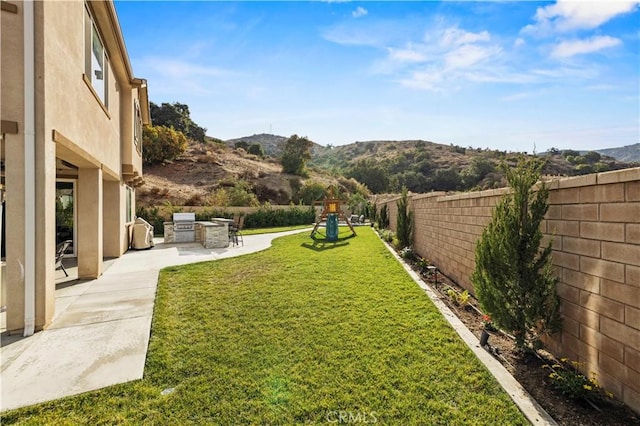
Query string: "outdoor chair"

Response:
xmin=55 ymin=240 xmax=72 ymax=277
xmin=229 ymin=215 xmax=244 ymax=246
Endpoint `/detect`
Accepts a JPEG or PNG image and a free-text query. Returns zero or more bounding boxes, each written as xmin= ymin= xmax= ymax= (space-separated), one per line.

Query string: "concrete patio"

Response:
xmin=1 ymin=230 xmax=308 ymax=412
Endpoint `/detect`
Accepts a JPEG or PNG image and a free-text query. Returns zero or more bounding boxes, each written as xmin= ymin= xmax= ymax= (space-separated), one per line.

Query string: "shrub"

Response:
xmin=244 ymin=205 xmax=315 ymax=229
xmin=297 ymin=181 xmax=327 ymax=205
xmin=399 ymin=246 xmax=414 ymax=260
xmin=247 ymin=143 xmax=265 ymax=158
xmin=379 ymin=229 xmax=395 ymax=243
xmin=142 ymin=124 xmax=188 ymax=165
xmin=543 ymin=358 xmax=613 ymax=403
xmin=135 ymin=206 xmax=166 ymax=236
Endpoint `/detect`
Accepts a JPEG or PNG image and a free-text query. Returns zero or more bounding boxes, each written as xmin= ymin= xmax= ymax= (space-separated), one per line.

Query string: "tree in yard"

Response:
xmin=396 ymin=186 xmax=413 ymax=248
xmin=378 ymin=204 xmax=389 ymax=229
xmin=471 ymin=156 xmax=561 ymax=351
xmin=280 ymin=134 xmax=313 ymax=176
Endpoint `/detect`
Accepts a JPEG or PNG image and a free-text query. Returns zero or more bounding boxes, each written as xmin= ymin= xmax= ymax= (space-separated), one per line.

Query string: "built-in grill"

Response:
xmin=172 ymin=212 xmax=196 ymax=243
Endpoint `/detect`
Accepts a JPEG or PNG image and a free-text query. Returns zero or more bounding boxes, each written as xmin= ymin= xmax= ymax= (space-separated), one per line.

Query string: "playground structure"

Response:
xmin=310 ymin=190 xmax=356 ymax=242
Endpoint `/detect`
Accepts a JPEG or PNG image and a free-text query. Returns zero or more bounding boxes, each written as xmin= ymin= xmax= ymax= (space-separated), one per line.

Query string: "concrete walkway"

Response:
xmin=0 ymin=229 xmax=308 ymax=412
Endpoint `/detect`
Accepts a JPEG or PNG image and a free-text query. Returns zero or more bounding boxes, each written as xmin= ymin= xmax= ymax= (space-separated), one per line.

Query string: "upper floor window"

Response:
xmin=134 ymin=100 xmax=142 ymax=153
xmin=84 ymin=5 xmax=108 ymax=107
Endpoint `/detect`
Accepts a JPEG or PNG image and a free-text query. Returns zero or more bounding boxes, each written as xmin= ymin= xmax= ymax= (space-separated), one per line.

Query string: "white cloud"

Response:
xmin=514 ymin=38 xmax=525 ymax=48
xmin=394 ymin=25 xmax=502 ymax=90
xmin=551 ymin=35 xmax=621 ymax=58
xmin=387 ymin=46 xmax=426 ymax=63
xmin=440 ymin=26 xmax=490 ymax=46
xmin=523 ymin=0 xmax=640 ymax=34
xmin=352 ymin=6 xmax=368 ymax=18
xmin=445 ymin=44 xmax=502 ymax=69
xmin=400 ymin=69 xmax=446 ymax=92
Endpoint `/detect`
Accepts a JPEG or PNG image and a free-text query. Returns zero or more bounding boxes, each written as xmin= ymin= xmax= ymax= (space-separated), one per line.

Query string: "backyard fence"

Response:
xmin=375 ymin=167 xmax=640 ymax=413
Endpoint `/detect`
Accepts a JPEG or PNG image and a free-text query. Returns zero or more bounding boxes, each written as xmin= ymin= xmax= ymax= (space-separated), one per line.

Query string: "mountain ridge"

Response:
xmin=137 ymin=135 xmax=637 ymax=208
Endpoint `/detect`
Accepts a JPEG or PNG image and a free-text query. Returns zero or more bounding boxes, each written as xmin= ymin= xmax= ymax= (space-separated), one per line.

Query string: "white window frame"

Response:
xmin=84 ymin=4 xmax=109 ymax=108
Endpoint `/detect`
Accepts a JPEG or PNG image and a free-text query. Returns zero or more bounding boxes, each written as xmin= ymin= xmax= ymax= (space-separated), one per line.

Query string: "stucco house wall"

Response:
xmin=1 ymin=0 xmax=149 ymax=333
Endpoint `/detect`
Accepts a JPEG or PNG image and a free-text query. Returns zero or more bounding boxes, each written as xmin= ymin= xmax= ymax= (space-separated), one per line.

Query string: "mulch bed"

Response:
xmin=401 ymin=256 xmax=639 ymax=426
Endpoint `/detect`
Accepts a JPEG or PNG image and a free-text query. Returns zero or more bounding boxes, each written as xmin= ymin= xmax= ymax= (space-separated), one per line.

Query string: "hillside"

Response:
xmin=308 ymin=139 xmax=635 ymax=193
xmin=138 ymin=136 xmax=637 ymax=207
xmin=137 ymin=139 xmax=342 ymax=208
xmin=226 ymin=133 xmax=325 ymax=158
xmin=595 ymin=143 xmax=640 ymax=163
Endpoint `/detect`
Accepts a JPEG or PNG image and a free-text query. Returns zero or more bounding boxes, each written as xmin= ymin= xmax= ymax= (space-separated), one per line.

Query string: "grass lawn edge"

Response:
xmin=379 ymin=235 xmax=559 ymax=426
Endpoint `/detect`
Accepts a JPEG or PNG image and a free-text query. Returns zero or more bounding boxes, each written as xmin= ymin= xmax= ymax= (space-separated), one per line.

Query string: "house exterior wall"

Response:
xmin=1 ymin=0 xmax=148 ymax=333
xmin=375 ymin=168 xmax=640 ymax=413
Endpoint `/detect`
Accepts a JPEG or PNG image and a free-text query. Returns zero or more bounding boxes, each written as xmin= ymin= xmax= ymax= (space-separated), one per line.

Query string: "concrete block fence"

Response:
xmin=374 ymin=167 xmax=640 ymax=413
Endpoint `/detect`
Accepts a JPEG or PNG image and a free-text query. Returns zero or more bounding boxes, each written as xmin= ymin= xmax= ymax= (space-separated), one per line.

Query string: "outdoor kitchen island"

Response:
xmin=163 ymin=213 xmax=231 ymax=248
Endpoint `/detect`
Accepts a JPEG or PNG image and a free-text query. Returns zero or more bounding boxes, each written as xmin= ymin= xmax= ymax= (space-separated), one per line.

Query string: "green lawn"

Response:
xmin=241 ymin=224 xmax=312 ymax=236
xmin=2 ymin=227 xmax=527 ymax=425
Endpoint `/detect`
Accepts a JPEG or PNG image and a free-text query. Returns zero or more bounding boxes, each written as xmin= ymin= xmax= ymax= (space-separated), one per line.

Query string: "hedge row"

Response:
xmin=136 ymin=205 xmax=315 ymax=235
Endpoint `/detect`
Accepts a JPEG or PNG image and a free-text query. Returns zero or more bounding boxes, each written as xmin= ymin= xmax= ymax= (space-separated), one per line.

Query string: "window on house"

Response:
xmin=126 ymin=186 xmax=133 ymax=222
xmin=134 ymin=101 xmax=142 ymax=153
xmin=84 ymin=5 xmax=108 ymax=107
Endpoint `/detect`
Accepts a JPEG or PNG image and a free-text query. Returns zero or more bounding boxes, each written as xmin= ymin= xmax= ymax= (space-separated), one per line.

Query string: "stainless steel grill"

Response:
xmin=172 ymin=212 xmax=196 ymax=242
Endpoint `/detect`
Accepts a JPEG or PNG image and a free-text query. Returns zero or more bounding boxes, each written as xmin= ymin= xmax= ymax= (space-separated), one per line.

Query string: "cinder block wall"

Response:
xmin=375 ymin=168 xmax=640 ymax=413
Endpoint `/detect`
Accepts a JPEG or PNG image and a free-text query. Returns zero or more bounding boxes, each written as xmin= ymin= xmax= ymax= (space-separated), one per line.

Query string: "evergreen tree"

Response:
xmin=396 ymin=187 xmax=413 ymax=248
xmin=471 ymin=156 xmax=561 ymax=350
xmin=378 ymin=205 xmax=389 ymax=229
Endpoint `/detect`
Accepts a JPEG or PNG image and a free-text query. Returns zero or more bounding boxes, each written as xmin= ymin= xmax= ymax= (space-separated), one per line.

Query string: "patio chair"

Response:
xmin=229 ymin=215 xmax=244 ymax=246
xmin=55 ymin=240 xmax=72 ymax=277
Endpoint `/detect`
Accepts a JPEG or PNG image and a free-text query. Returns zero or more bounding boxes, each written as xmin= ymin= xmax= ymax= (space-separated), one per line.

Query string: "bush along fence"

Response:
xmin=374 ymin=167 xmax=640 ymax=414
xmin=136 ymin=204 xmax=316 ymax=235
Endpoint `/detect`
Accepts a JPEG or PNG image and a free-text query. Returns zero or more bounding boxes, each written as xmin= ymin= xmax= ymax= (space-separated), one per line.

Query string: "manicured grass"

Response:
xmin=241 ymin=224 xmax=312 ymax=236
xmin=2 ymin=227 xmax=527 ymax=425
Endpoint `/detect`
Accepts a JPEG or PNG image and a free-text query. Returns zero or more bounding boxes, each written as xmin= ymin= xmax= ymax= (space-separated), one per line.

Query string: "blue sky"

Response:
xmin=115 ymin=1 xmax=639 ymax=152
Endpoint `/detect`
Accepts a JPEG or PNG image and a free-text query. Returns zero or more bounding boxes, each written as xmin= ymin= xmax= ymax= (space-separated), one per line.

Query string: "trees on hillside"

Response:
xmin=346 ymin=159 xmax=389 ymax=193
xmin=150 ymin=102 xmax=206 ymax=142
xmin=142 ymin=124 xmax=188 ymax=165
xmin=471 ymin=156 xmax=561 ymax=351
xmin=281 ymin=134 xmax=313 ymax=176
xmin=296 ymin=180 xmax=327 ymax=205
xmin=247 ymin=144 xmax=265 ymax=158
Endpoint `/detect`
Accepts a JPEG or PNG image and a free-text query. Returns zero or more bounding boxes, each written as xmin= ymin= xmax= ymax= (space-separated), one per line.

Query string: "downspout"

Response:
xmin=23 ymin=0 xmax=36 ymax=337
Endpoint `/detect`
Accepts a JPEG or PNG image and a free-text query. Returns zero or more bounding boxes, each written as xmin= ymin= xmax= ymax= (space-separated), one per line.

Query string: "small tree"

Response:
xmin=280 ymin=134 xmax=313 ymax=176
xmin=471 ymin=156 xmax=561 ymax=351
xmin=378 ymin=205 xmax=389 ymax=229
xmin=396 ymin=187 xmax=413 ymax=248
